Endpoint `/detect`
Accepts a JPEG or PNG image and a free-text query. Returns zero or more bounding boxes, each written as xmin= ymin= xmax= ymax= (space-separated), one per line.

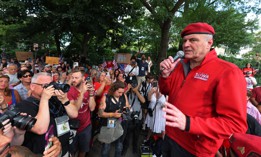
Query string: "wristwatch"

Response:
xmin=63 ymin=101 xmax=70 ymax=106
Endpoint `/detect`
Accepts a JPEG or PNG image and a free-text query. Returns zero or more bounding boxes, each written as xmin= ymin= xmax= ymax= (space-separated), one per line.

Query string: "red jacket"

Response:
xmin=159 ymin=49 xmax=247 ymax=157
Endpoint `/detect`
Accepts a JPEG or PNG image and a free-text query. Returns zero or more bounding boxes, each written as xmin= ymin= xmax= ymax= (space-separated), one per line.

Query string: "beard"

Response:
xmin=72 ymin=81 xmax=82 ymax=88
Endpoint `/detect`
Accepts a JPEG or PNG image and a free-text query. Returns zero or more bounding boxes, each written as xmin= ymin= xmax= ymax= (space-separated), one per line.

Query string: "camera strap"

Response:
xmin=152 ymin=95 xmax=162 ymax=112
xmin=128 ymin=67 xmax=135 ymax=76
xmin=141 ymin=81 xmax=149 ymax=97
xmin=130 ymin=96 xmax=136 ymax=109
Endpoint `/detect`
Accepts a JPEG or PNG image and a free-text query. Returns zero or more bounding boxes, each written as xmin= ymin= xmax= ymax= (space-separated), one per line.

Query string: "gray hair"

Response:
xmin=205 ymin=34 xmax=213 ymax=41
xmin=7 ymin=63 xmax=18 ymax=68
xmin=31 ymin=72 xmax=52 ymax=83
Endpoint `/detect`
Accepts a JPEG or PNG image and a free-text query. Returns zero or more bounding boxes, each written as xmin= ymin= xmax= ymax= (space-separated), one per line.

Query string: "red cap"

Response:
xmin=181 ymin=22 xmax=215 ymax=37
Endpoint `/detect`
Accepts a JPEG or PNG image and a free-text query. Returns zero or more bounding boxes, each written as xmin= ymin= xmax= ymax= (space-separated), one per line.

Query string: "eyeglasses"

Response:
xmin=22 ymin=74 xmax=32 ymax=78
xmin=32 ymin=82 xmax=48 ymax=88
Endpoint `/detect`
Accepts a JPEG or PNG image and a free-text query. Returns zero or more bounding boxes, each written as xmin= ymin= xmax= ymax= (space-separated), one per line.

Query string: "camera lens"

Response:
xmin=13 ymin=115 xmax=36 ymax=131
xmin=48 ymin=82 xmax=70 ymax=93
xmin=0 ymin=108 xmax=36 ymax=131
xmin=59 ymin=84 xmax=70 ymax=93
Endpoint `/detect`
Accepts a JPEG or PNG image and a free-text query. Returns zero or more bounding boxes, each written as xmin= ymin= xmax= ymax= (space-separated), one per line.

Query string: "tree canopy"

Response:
xmin=0 ymin=0 xmax=260 ymax=65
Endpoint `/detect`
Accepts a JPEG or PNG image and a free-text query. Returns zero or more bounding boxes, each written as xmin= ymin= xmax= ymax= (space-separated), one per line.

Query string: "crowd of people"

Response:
xmin=0 ymin=22 xmax=260 ymax=157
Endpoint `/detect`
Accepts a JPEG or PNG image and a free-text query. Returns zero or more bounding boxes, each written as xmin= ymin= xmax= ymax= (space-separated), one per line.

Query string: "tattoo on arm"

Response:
xmin=98 ymin=109 xmax=104 ymax=116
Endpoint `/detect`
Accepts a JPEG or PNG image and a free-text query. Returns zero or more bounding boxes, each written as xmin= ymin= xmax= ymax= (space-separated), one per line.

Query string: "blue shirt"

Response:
xmin=137 ymin=59 xmax=148 ymax=76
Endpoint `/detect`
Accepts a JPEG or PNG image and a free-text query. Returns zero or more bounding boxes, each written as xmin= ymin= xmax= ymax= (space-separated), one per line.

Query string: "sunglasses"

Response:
xmin=22 ymin=74 xmax=32 ymax=78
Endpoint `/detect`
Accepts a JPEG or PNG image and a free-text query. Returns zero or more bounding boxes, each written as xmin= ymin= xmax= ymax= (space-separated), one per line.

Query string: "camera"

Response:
xmin=131 ymin=111 xmax=140 ymax=125
xmin=44 ymin=82 xmax=70 ymax=93
xmin=131 ymin=80 xmax=138 ymax=88
xmin=152 ymin=81 xmax=158 ymax=88
xmin=120 ymin=108 xmax=132 ymax=121
xmin=0 ymin=108 xmax=36 ymax=131
xmin=125 ymin=75 xmax=138 ymax=88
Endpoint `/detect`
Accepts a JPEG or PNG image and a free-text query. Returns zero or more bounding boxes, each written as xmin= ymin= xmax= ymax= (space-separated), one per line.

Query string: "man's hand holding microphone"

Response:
xmin=160 ymin=51 xmax=184 ymax=78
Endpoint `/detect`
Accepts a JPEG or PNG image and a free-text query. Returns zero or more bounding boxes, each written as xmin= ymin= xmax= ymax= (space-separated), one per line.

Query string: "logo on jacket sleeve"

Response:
xmin=194 ymin=73 xmax=209 ymax=81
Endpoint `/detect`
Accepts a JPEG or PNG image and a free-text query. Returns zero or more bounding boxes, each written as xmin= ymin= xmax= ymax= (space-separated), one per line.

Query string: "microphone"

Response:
xmin=160 ymin=51 xmax=184 ymax=71
xmin=171 ymin=50 xmax=184 ymax=63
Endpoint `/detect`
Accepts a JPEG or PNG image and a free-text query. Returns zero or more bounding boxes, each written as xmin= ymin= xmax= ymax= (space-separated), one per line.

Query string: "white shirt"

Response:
xmin=124 ymin=65 xmax=139 ymax=76
xmin=245 ymin=76 xmax=257 ymax=90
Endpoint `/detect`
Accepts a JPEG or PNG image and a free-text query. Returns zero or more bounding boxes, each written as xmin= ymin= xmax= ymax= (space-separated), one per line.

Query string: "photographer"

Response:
xmin=144 ymin=81 xmax=166 ymax=146
xmin=67 ymin=70 xmax=96 ymax=157
xmin=122 ymin=82 xmax=145 ymax=154
xmin=139 ymin=74 xmax=154 ymax=129
xmin=15 ymin=72 xmax=78 ymax=156
xmin=124 ymin=56 xmax=139 ymax=85
xmin=98 ymin=81 xmax=130 ymax=157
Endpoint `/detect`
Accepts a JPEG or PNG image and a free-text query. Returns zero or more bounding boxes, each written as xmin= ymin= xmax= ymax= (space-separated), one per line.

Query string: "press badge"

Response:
xmin=55 ymin=115 xmax=70 ymax=137
xmin=107 ymin=118 xmax=116 ymax=128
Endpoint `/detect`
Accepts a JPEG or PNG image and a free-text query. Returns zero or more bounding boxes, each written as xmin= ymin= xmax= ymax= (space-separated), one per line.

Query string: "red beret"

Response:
xmin=181 ymin=22 xmax=215 ymax=37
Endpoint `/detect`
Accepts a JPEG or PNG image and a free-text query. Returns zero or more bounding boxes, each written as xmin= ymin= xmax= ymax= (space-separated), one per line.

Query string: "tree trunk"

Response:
xmin=153 ymin=18 xmax=172 ymax=75
xmin=54 ymin=33 xmax=61 ymax=55
xmin=82 ymin=33 xmax=91 ymax=57
xmin=158 ymin=18 xmax=172 ymax=63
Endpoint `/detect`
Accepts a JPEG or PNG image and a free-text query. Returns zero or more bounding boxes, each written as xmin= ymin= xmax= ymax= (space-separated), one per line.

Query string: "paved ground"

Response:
xmin=88 ymin=130 xmax=149 ymax=157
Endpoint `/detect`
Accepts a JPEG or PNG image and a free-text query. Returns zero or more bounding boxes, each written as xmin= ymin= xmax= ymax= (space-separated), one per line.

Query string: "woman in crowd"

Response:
xmin=58 ymin=72 xmax=68 ymax=84
xmin=144 ymin=81 xmax=166 ymax=142
xmin=242 ymin=63 xmax=257 ymax=77
xmin=115 ymin=71 xmax=129 ymax=93
xmin=0 ymin=75 xmax=21 ymax=114
xmin=112 ymin=69 xmax=120 ymax=82
xmin=98 ymin=81 xmax=130 ymax=157
xmin=14 ymin=70 xmax=34 ymax=100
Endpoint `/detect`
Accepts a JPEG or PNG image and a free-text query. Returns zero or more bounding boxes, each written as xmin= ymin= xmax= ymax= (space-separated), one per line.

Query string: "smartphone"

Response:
xmin=152 ymin=81 xmax=158 ymax=88
xmin=85 ymin=76 xmax=92 ymax=84
xmin=45 ymin=125 xmax=54 ymax=151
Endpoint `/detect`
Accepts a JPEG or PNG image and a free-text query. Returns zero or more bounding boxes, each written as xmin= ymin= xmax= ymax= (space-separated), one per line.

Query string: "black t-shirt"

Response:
xmin=101 ymin=95 xmax=126 ymax=126
xmin=15 ymin=96 xmax=70 ymax=156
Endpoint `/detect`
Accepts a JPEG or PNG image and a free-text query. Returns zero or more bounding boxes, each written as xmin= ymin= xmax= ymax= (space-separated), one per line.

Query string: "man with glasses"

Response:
xmin=15 ymin=72 xmax=78 ymax=156
xmin=14 ymin=70 xmax=34 ymax=100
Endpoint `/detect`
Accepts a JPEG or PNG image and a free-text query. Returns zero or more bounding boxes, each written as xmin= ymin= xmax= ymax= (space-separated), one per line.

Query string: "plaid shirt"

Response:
xmin=14 ymin=83 xmax=29 ymax=100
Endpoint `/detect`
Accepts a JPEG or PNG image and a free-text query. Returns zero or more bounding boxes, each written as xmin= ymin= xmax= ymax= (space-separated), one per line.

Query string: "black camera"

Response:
xmin=152 ymin=81 xmax=158 ymax=88
xmin=44 ymin=82 xmax=70 ymax=93
xmin=0 ymin=108 xmax=36 ymax=131
xmin=131 ymin=111 xmax=140 ymax=125
xmin=125 ymin=76 xmax=138 ymax=88
xmin=131 ymin=80 xmax=138 ymax=88
xmin=120 ymin=107 xmax=132 ymax=121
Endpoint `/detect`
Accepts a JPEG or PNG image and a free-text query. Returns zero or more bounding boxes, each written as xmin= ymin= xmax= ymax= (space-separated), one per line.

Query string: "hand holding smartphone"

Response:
xmin=45 ymin=125 xmax=54 ymax=151
xmin=152 ymin=81 xmax=158 ymax=88
xmin=85 ymin=76 xmax=92 ymax=84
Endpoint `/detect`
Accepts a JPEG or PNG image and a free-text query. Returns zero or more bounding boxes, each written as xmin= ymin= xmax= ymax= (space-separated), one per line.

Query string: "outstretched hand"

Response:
xmin=163 ymin=101 xmax=186 ymax=131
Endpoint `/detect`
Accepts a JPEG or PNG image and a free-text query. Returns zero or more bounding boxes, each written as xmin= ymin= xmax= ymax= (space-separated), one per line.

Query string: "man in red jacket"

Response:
xmin=159 ymin=22 xmax=247 ymax=157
